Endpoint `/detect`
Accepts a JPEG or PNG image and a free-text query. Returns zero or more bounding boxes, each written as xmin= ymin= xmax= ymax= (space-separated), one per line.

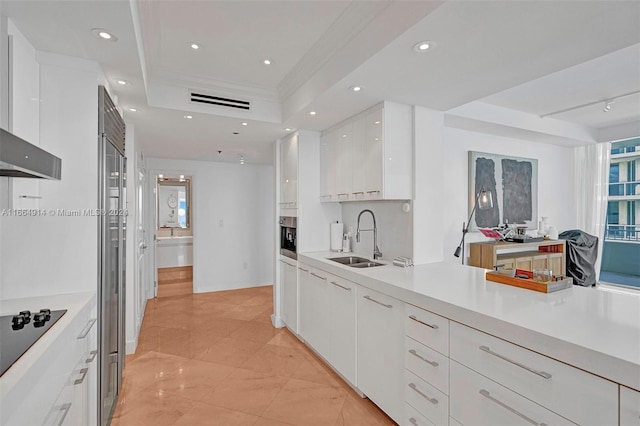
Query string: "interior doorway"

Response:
xmin=155 ymin=174 xmax=194 ymax=298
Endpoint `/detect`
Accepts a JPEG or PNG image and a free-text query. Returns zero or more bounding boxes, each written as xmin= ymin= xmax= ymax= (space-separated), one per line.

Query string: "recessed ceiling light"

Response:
xmin=263 ymin=59 xmax=272 ymax=65
xmin=350 ymin=85 xmax=362 ymax=92
xmin=91 ymin=28 xmax=118 ymax=42
xmin=284 ymin=128 xmax=292 ymax=132
xmin=128 ymin=108 xmax=137 ymax=112
xmin=233 ymin=132 xmax=239 ymax=135
xmin=374 ymin=120 xmax=381 ymax=124
xmin=413 ymin=41 xmax=435 ymax=52
xmin=190 ymin=43 xmax=200 ymax=50
xmin=241 ymin=122 xmax=248 ymax=126
xmin=309 ymin=111 xmax=316 ymax=116
xmin=116 ymin=80 xmax=131 ymax=86
xmin=184 ymin=115 xmax=193 ymax=119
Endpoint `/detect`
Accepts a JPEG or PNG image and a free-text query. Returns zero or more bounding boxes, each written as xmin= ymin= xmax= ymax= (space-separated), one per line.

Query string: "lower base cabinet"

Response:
xmin=293 ymin=258 xmax=631 ymax=426
xmin=357 ymin=287 xmax=404 ymax=424
xmin=450 ymin=361 xmax=574 ymax=426
xmin=280 ymin=258 xmax=298 ymax=333
xmin=620 ymin=386 xmax=640 ymax=426
xmin=327 ymin=274 xmax=357 ymax=385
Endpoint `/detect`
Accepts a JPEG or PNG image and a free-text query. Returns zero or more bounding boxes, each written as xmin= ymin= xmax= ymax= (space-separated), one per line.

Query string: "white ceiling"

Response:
xmin=3 ymin=0 xmax=640 ymax=164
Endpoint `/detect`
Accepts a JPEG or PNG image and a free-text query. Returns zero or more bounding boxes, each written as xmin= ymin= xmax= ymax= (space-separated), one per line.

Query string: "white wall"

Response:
xmin=440 ymin=127 xmax=576 ymax=264
xmin=147 ymin=158 xmax=274 ymax=293
xmin=413 ymin=106 xmax=445 ymax=264
xmin=1 ymin=53 xmax=100 ymax=298
xmin=340 ymin=200 xmax=413 ymax=261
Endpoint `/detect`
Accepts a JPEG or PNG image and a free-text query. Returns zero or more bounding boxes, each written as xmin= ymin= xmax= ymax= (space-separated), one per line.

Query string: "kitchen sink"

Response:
xmin=327 ymin=256 xmax=384 ymax=268
xmin=328 ymin=256 xmax=370 ymax=265
xmin=350 ymin=261 xmax=384 ymax=268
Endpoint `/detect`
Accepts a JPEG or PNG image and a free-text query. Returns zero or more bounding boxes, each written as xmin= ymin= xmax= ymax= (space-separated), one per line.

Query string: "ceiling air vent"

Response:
xmin=189 ymin=91 xmax=251 ymax=110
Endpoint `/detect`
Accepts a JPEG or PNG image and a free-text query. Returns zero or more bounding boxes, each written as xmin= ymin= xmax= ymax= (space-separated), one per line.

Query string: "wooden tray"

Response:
xmin=486 ymin=269 xmax=573 ymax=293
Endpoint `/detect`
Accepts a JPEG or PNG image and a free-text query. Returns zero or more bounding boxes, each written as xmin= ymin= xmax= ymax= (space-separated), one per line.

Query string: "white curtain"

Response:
xmin=575 ymin=142 xmax=611 ymax=282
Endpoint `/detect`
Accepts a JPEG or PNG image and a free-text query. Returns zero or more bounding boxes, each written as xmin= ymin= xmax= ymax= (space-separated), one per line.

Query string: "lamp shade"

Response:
xmin=478 ymin=189 xmax=493 ymax=210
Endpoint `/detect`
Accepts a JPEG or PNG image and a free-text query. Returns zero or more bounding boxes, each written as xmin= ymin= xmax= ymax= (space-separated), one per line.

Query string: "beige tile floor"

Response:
xmin=112 ymin=285 xmax=395 ymax=425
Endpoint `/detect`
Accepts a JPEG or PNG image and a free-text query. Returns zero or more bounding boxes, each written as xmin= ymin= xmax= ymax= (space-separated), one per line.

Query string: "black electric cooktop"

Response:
xmin=0 ymin=309 xmax=66 ymax=377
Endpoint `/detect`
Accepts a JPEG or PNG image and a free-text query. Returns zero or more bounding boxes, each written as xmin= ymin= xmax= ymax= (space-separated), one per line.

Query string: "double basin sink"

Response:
xmin=327 ymin=256 xmax=384 ymax=268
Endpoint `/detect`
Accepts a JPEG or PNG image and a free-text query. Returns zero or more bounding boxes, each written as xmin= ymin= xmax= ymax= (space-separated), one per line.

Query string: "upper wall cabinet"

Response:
xmin=320 ymin=101 xmax=412 ymax=202
xmin=280 ymin=133 xmax=298 ymax=207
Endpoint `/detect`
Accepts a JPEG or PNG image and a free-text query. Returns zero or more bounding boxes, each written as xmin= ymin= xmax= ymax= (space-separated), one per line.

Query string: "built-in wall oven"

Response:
xmin=279 ymin=216 xmax=297 ymax=259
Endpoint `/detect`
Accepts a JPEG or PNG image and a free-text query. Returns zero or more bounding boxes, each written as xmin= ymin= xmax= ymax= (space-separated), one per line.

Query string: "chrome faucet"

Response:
xmin=356 ymin=209 xmax=382 ymax=260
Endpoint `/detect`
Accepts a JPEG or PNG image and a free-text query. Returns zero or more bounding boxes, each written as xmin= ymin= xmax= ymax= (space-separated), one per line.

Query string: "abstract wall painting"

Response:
xmin=469 ymin=151 xmax=538 ymax=230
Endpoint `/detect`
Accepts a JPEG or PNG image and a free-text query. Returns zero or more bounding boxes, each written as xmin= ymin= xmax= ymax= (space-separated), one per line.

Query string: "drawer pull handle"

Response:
xmin=363 ymin=295 xmax=392 ymax=309
xmin=310 ymin=272 xmax=326 ymax=280
xmin=299 ymin=267 xmax=309 ymax=272
xmin=479 ymin=345 xmax=552 ymax=379
xmin=408 ymin=382 xmax=438 ymax=405
xmin=56 ymin=403 xmax=72 ymax=426
xmin=74 ymin=367 xmax=89 ymax=385
xmin=77 ymin=319 xmax=97 ymax=339
xmin=330 ymin=281 xmax=351 ymax=291
xmin=480 ymin=389 xmax=548 ymax=426
xmin=408 ymin=315 xmax=439 ymax=329
xmin=86 ymin=350 xmax=98 ymax=363
xmin=409 ymin=349 xmax=439 ymax=367
xmin=409 ymin=418 xmax=419 ymax=426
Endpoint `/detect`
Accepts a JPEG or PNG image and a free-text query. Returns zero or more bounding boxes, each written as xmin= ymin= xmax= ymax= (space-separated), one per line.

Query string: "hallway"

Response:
xmin=112 ymin=286 xmax=394 ymax=425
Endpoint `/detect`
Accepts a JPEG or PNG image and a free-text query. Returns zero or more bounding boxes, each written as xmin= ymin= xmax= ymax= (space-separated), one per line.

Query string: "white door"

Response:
xmin=135 ymin=161 xmax=148 ymax=326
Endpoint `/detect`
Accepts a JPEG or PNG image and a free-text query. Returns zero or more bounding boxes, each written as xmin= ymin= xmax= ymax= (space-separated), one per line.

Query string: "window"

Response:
xmin=600 ymin=138 xmax=640 ymax=288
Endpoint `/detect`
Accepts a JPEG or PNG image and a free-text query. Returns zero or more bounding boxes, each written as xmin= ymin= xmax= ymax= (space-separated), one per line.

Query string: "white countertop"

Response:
xmin=299 ymin=252 xmax=640 ymax=390
xmin=0 ymin=292 xmax=96 ymax=401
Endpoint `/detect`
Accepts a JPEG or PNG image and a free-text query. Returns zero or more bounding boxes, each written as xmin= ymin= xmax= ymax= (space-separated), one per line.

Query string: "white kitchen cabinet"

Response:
xmin=450 ymin=361 xmax=575 ymax=426
xmin=280 ymin=257 xmax=298 ymax=333
xmin=350 ymin=118 xmax=367 ymax=200
xmin=357 ymin=286 xmax=404 ymax=424
xmin=363 ymin=108 xmax=383 ymax=198
xmin=450 ymin=321 xmax=618 ymax=426
xmin=327 ymin=274 xmax=357 ymax=385
xmin=405 ymin=370 xmax=449 ymax=426
xmin=319 ymin=130 xmax=335 ymax=201
xmin=620 ymin=386 xmax=640 ymax=426
xmin=319 ymin=101 xmax=412 ymax=202
xmin=2 ymin=293 xmax=97 ymax=426
xmin=280 ymin=133 xmax=298 ymax=207
xmin=298 ymin=264 xmax=330 ymax=358
xmin=334 ymin=122 xmax=353 ymax=200
xmin=8 ymin=21 xmax=41 ymax=209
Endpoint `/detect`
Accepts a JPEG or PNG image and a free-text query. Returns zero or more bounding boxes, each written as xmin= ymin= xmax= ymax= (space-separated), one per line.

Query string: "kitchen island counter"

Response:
xmin=299 ymin=251 xmax=640 ymax=390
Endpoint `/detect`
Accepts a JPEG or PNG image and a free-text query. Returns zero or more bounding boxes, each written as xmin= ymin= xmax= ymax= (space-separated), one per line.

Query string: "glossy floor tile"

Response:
xmin=114 ymin=285 xmax=396 ymax=425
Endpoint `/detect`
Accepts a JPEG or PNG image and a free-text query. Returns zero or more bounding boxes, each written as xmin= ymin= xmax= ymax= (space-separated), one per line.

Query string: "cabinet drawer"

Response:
xmin=450 ymin=361 xmax=575 ymax=426
xmin=405 ymin=370 xmax=448 ymax=426
xmin=450 ymin=322 xmax=617 ymax=426
xmin=405 ymin=304 xmax=449 ymax=356
xmin=405 ymin=403 xmax=434 ymax=426
xmin=620 ymin=386 xmax=640 ymax=426
xmin=405 ymin=336 xmax=449 ymax=395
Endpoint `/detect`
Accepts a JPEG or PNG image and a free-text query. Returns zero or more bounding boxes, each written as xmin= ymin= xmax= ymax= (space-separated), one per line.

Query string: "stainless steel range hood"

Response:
xmin=0 ymin=128 xmax=61 ymax=179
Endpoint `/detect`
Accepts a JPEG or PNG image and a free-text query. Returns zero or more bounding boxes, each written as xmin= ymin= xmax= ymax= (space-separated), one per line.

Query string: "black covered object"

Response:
xmin=559 ymin=230 xmax=599 ymax=287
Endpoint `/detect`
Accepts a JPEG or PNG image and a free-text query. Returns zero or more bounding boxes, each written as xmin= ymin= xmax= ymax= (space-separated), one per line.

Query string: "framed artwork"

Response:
xmin=468 ymin=151 xmax=538 ymax=230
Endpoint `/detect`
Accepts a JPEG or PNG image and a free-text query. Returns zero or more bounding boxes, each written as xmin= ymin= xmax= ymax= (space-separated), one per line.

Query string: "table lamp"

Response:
xmin=454 ymin=186 xmax=494 ymax=264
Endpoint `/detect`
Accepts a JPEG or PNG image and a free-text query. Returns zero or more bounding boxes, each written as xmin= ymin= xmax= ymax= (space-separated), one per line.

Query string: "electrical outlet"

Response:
xmin=243 ymin=262 xmax=247 ymax=270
